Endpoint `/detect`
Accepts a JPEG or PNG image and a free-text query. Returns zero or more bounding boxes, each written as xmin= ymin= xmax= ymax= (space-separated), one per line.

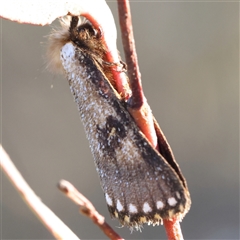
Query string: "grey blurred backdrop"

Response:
xmin=1 ymin=1 xmax=239 ymax=239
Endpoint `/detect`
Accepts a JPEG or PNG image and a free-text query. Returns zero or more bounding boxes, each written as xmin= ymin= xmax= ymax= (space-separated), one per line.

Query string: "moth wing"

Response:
xmin=61 ymin=42 xmax=191 ymax=229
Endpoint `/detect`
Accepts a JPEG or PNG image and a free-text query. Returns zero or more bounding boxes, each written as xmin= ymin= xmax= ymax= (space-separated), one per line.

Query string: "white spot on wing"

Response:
xmin=116 ymin=199 xmax=124 ymax=212
xmin=168 ymin=197 xmax=177 ymax=206
xmin=105 ymin=193 xmax=113 ymax=206
xmin=156 ymin=201 xmax=164 ymax=209
xmin=129 ymin=203 xmax=138 ymax=213
xmin=143 ymin=202 xmax=152 ymax=213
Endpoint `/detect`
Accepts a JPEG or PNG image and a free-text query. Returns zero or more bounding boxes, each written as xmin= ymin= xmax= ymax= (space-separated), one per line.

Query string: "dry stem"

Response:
xmin=117 ymin=1 xmax=184 ymax=239
xmin=58 ymin=180 xmax=124 ymax=240
xmin=0 ymin=145 xmax=80 ymax=240
xmin=117 ymin=0 xmax=158 ymax=150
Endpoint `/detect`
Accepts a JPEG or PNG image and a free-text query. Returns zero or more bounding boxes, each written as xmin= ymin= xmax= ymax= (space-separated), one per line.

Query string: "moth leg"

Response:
xmin=103 ymin=60 xmax=127 ymax=73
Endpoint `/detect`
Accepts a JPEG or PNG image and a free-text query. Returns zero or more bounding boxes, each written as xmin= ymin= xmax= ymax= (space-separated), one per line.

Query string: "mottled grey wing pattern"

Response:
xmin=61 ymin=42 xmax=191 ymax=229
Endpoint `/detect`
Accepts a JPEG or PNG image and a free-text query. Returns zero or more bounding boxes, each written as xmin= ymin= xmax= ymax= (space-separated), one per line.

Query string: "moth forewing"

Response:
xmin=48 ymin=16 xmax=190 ymax=230
xmin=60 ymin=41 xmax=190 ymax=229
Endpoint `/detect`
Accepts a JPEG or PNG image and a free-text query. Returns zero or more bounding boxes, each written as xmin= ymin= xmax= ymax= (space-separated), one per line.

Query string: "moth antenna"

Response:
xmin=69 ymin=16 xmax=79 ymax=41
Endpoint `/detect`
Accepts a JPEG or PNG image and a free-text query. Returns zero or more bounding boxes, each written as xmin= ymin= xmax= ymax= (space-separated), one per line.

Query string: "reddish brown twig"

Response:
xmin=58 ymin=180 xmax=124 ymax=240
xmin=163 ymin=219 xmax=184 ymax=240
xmin=117 ymin=0 xmax=158 ymax=150
xmin=0 ymin=145 xmax=80 ymax=240
xmin=117 ymin=1 xmax=184 ymax=239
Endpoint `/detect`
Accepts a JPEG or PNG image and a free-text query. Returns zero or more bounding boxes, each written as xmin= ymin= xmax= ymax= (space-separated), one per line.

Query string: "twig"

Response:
xmin=0 ymin=145 xmax=80 ymax=240
xmin=117 ymin=1 xmax=184 ymax=239
xmin=117 ymin=0 xmax=158 ymax=150
xmin=58 ymin=180 xmax=124 ymax=240
xmin=163 ymin=219 xmax=184 ymax=240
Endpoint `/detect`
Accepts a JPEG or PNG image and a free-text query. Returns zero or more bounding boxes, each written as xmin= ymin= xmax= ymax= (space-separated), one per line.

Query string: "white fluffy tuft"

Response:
xmin=46 ymin=17 xmax=83 ymax=74
xmin=46 ymin=18 xmax=70 ymax=74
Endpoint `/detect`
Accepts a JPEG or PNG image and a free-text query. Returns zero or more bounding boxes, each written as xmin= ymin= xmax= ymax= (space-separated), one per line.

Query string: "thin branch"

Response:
xmin=117 ymin=0 xmax=143 ymax=106
xmin=117 ymin=0 xmax=158 ymax=150
xmin=117 ymin=1 xmax=184 ymax=239
xmin=58 ymin=180 xmax=124 ymax=240
xmin=163 ymin=219 xmax=184 ymax=240
xmin=0 ymin=145 xmax=80 ymax=240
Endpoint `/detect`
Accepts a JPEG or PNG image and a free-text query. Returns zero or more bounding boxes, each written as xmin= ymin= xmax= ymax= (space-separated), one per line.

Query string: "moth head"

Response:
xmin=69 ymin=18 xmax=107 ymax=61
xmin=46 ymin=16 xmax=106 ymax=75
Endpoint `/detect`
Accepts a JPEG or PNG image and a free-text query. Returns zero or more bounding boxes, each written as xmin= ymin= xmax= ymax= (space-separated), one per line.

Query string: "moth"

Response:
xmin=48 ymin=16 xmax=191 ymax=230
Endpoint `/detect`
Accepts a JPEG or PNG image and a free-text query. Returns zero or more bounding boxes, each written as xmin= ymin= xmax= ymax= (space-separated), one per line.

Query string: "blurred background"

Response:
xmin=1 ymin=1 xmax=239 ymax=239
